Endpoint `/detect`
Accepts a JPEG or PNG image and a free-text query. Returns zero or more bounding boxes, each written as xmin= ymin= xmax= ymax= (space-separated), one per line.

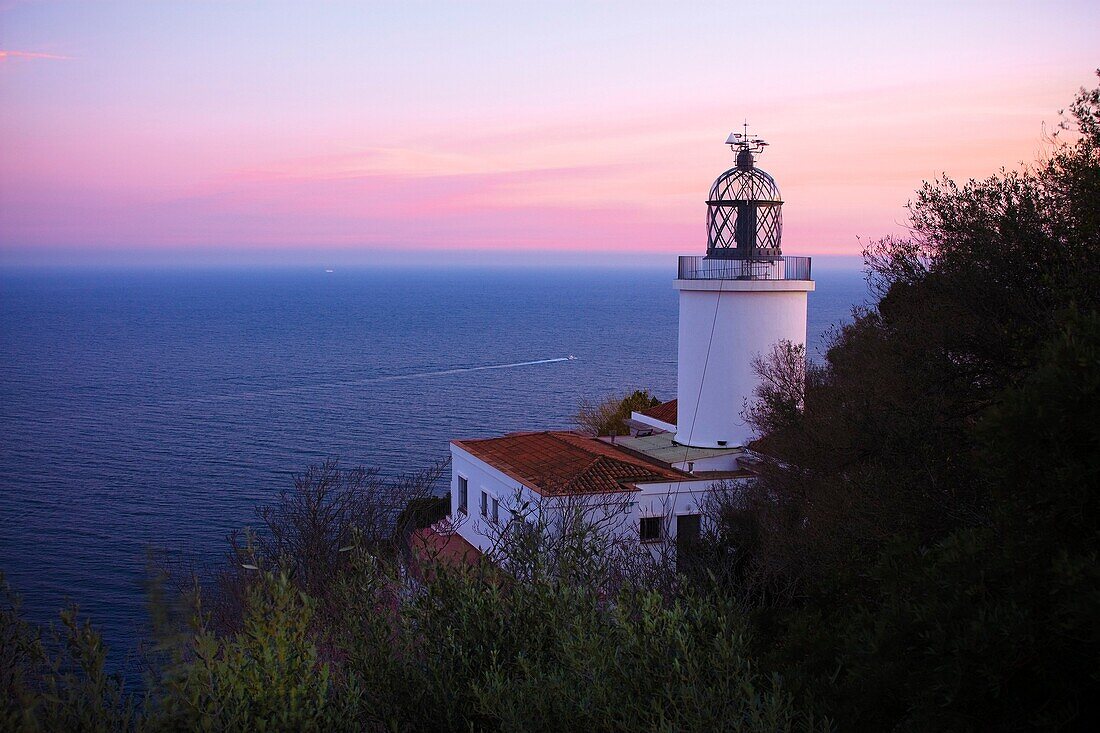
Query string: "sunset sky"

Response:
xmin=1 ymin=1 xmax=1097 ymax=267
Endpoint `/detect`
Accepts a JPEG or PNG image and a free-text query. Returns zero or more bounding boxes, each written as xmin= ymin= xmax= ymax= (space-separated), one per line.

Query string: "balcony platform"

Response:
xmin=678 ymin=255 xmax=812 ymax=281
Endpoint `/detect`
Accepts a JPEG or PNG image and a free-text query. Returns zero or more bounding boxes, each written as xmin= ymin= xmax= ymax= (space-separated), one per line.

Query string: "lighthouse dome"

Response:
xmin=706 ymin=146 xmax=783 ymax=259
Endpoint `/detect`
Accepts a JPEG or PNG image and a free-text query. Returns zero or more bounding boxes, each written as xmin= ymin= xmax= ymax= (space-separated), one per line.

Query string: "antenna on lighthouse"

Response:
xmin=725 ymin=121 xmax=769 ymax=157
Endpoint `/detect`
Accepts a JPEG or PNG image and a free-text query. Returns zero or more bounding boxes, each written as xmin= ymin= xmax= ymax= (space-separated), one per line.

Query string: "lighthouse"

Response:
xmin=673 ymin=129 xmax=814 ymax=449
xmin=434 ymin=131 xmax=804 ymax=562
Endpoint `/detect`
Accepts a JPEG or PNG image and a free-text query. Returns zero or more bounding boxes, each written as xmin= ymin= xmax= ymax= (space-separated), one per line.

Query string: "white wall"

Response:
xmin=450 ymin=443 xmax=541 ymax=555
xmin=675 ymin=279 xmax=813 ymax=449
xmin=632 ymin=477 xmax=750 ymax=542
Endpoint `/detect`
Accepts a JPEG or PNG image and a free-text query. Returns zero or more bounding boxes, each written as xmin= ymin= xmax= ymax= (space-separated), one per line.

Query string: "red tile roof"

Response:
xmin=409 ymin=522 xmax=482 ymax=570
xmin=639 ymin=399 xmax=677 ymax=425
xmin=452 ymin=431 xmax=684 ymax=496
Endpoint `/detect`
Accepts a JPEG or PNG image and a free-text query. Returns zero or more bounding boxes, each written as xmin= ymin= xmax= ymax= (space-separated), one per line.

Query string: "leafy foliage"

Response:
xmin=734 ymin=73 xmax=1100 ymax=729
xmin=574 ymin=389 xmax=661 ymax=436
xmin=2 ymin=564 xmax=821 ymax=732
xmin=152 ymin=573 xmax=343 ymax=731
xmin=2 ymin=575 xmax=137 ymax=732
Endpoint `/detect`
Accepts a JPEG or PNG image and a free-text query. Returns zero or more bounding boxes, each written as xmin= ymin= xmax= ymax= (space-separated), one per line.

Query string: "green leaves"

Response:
xmin=1 ymin=574 xmax=137 ymax=732
xmin=151 ymin=572 xmax=343 ymax=732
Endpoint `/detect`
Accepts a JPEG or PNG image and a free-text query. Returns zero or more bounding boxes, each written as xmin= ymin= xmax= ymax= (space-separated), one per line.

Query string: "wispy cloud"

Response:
xmin=0 ymin=50 xmax=73 ymax=61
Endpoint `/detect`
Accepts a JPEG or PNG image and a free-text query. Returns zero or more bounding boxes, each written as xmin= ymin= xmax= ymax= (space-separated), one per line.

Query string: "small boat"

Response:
xmin=567 ymin=354 xmax=577 ymax=360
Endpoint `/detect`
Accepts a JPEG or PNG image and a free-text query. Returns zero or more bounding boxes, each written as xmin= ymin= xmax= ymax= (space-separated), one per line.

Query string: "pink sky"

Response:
xmin=1 ymin=1 xmax=1097 ymax=267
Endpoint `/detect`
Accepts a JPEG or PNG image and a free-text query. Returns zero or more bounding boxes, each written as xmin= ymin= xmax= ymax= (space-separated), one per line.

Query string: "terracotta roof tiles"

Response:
xmin=639 ymin=399 xmax=677 ymax=425
xmin=452 ymin=430 xmax=684 ymax=496
xmin=410 ymin=523 xmax=482 ymax=568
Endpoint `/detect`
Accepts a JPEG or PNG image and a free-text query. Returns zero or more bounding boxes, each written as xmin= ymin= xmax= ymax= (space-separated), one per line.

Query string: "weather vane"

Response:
xmin=725 ymin=120 xmax=769 ymax=156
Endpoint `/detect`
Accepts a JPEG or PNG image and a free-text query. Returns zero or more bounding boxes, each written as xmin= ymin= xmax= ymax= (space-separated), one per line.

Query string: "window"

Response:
xmin=458 ymin=476 xmax=468 ymax=514
xmin=640 ymin=516 xmax=662 ymax=543
xmin=481 ymin=491 xmax=488 ymax=517
xmin=492 ymin=496 xmax=500 ymax=524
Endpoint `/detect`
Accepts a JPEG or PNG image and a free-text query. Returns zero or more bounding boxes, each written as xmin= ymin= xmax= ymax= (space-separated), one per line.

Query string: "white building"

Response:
xmin=447 ymin=430 xmax=753 ymax=558
xmin=430 ymin=131 xmax=814 ymax=562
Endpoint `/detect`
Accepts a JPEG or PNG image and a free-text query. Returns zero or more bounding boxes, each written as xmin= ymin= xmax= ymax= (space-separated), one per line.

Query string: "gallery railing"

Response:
xmin=677 ymin=255 xmax=812 ymax=281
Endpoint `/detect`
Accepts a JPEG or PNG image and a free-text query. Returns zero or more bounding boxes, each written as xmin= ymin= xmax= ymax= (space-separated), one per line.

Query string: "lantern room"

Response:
xmin=705 ymin=129 xmax=783 ymax=260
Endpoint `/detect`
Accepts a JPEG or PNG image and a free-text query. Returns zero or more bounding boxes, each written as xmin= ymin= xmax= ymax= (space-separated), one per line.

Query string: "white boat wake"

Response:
xmin=170 ymin=356 xmax=576 ymax=405
xmin=371 ymin=356 xmax=572 ymax=383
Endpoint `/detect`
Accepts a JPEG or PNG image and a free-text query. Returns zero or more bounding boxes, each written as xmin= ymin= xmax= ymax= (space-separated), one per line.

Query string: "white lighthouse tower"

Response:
xmin=674 ymin=129 xmax=814 ymax=449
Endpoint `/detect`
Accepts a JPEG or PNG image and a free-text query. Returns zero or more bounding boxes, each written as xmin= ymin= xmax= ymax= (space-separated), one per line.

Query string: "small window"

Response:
xmin=492 ymin=496 xmax=500 ymax=524
xmin=458 ymin=476 xmax=468 ymax=514
xmin=640 ymin=516 xmax=662 ymax=543
xmin=481 ymin=491 xmax=488 ymax=517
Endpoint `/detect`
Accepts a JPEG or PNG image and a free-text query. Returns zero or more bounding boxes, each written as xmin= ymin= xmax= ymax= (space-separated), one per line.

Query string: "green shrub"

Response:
xmin=150 ymin=572 xmax=350 ymax=732
xmin=1 ymin=575 xmax=137 ymax=732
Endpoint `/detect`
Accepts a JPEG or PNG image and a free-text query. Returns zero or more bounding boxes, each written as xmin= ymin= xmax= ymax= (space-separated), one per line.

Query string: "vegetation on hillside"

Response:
xmin=574 ymin=389 xmax=662 ymax=436
xmin=733 ymin=71 xmax=1100 ymax=729
xmin=3 ymin=75 xmax=1099 ymax=731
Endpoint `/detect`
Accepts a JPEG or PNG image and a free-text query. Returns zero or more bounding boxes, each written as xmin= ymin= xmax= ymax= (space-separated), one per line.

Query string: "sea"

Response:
xmin=0 ymin=263 xmax=867 ymax=675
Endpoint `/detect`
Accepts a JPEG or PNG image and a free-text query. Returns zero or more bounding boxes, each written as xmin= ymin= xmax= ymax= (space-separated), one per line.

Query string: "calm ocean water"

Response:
xmin=0 ymin=265 xmax=866 ymax=672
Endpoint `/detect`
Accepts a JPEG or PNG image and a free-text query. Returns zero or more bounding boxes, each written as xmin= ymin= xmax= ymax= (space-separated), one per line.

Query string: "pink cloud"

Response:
xmin=0 ymin=66 xmax=1079 ymax=260
xmin=0 ymin=49 xmax=73 ymax=61
xmin=0 ymin=164 xmax=697 ymax=253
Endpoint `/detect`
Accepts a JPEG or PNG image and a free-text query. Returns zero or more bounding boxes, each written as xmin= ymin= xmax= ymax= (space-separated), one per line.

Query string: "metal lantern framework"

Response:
xmin=706 ymin=129 xmax=783 ymax=260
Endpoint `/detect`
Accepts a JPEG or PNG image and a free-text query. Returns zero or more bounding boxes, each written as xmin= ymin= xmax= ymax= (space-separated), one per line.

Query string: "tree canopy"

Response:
xmin=735 ymin=72 xmax=1100 ymax=729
